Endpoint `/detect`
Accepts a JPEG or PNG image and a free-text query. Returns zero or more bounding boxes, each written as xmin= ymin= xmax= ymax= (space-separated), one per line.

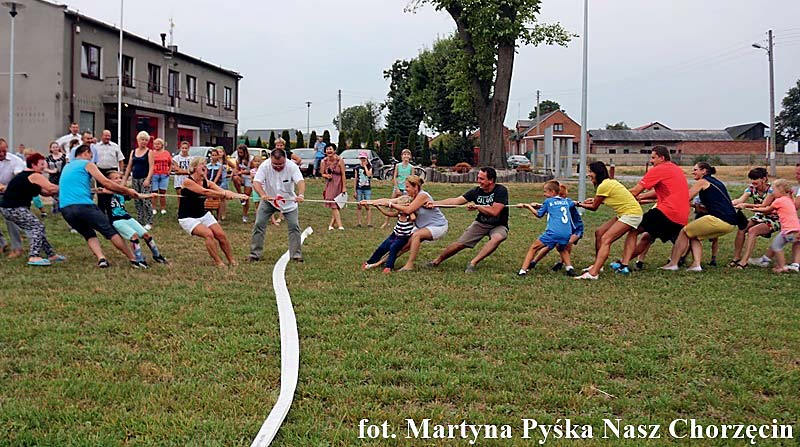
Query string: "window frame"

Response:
xmin=147 ymin=63 xmax=162 ymax=94
xmin=186 ymin=75 xmax=197 ymax=102
xmin=223 ymin=86 xmax=233 ymax=110
xmin=206 ymin=81 xmax=217 ymax=107
xmin=121 ymin=54 xmax=135 ymax=88
xmin=553 ymin=123 xmax=564 ymax=132
xmin=81 ymin=42 xmax=102 ymax=80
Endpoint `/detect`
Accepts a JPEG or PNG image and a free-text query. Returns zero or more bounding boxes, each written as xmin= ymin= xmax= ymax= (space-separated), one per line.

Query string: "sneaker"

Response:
xmin=616 ymin=266 xmax=631 ymax=275
xmin=517 ymin=269 xmax=527 ymax=276
xmin=291 ymin=257 xmax=304 ymax=263
xmin=27 ymin=258 xmax=52 ymax=266
xmin=338 ymin=226 xmax=344 ymax=231
xmin=574 ymin=271 xmax=598 ymax=280
xmin=70 ymin=228 xmax=79 ymax=234
xmin=565 ymin=267 xmax=577 ymax=277
xmin=465 ymin=263 xmax=477 ymax=273
xmin=748 ymin=256 xmax=771 ymax=267
xmin=40 ymin=212 xmax=47 ymax=218
xmin=247 ymin=256 xmax=260 ymax=263
xmin=242 ymin=216 xmax=248 ymax=223
xmin=160 ymin=209 xmax=167 ymax=215
xmin=152 ymin=255 xmax=168 ymax=264
xmin=610 ymin=260 xmax=622 ymax=271
xmin=635 ymin=260 xmax=644 ymax=271
xmin=240 ymin=200 xmax=246 ymax=206
xmin=660 ymin=264 xmax=679 ymax=271
xmin=686 ymin=265 xmax=702 ymax=272
xmin=130 ymin=260 xmax=149 ymax=269
xmin=97 ymin=258 xmax=110 ymax=268
xmin=550 ymin=262 xmax=563 ymax=272
xmin=709 ymin=258 xmax=717 ymax=267
xmin=152 ymin=209 xmax=157 ymax=216
xmin=786 ymin=263 xmax=799 ymax=272
xmin=49 ymin=254 xmax=67 ymax=263
xmin=144 ymin=224 xmax=152 ymax=231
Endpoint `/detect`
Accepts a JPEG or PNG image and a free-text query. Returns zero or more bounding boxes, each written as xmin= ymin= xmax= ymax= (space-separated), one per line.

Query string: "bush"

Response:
xmin=692 ymin=154 xmax=725 ymax=166
xmin=453 ymin=162 xmax=472 ymax=173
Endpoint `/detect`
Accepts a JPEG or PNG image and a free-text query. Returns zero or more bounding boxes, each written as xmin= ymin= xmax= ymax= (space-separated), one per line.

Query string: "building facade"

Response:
xmin=0 ymin=0 xmax=241 ymax=155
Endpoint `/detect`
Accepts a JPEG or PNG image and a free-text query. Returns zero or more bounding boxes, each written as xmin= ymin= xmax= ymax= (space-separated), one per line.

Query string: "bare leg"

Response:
xmin=688 ymin=239 xmax=703 ymax=269
xmin=733 ymin=229 xmax=746 ymax=260
xmin=210 ymin=223 xmax=236 ymax=265
xmin=401 ymin=228 xmax=432 ymax=270
xmin=665 ymin=230 xmax=690 ymax=268
xmin=520 ymin=240 xmax=545 ymax=271
xmin=470 ymin=234 xmax=506 ymax=267
xmin=740 ymin=223 xmax=772 ymax=264
xmin=86 ymin=237 xmax=106 ymax=261
xmin=590 ymin=221 xmax=631 ymax=276
xmin=432 ymin=241 xmax=467 ymax=266
xmin=594 ymin=218 xmax=616 ymax=255
xmin=192 ymin=224 xmax=224 ymax=266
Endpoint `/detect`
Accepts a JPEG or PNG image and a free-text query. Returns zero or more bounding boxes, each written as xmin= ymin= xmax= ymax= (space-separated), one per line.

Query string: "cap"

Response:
xmin=358 ymin=150 xmax=368 ymax=158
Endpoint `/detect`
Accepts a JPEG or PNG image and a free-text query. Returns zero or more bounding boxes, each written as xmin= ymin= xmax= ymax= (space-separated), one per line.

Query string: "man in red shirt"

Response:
xmin=615 ymin=146 xmax=690 ymax=270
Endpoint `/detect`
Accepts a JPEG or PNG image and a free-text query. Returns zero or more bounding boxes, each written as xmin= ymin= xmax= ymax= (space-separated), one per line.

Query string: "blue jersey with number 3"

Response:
xmin=537 ymin=197 xmax=576 ymax=240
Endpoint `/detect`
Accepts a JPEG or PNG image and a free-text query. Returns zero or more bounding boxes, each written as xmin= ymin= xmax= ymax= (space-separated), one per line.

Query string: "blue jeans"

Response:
xmin=367 ymin=233 xmax=410 ymax=270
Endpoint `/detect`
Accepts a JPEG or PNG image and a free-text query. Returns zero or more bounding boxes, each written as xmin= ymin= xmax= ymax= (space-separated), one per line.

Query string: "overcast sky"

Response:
xmin=64 ymin=0 xmax=800 ymax=137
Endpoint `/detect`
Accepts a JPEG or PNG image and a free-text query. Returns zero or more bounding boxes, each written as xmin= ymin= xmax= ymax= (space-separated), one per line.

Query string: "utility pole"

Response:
xmin=337 ymin=89 xmax=342 ymax=133
xmin=534 ymin=90 xmax=540 ymax=165
xmin=767 ymin=30 xmax=776 ymax=177
xmin=117 ymin=0 xmax=123 ymax=147
xmin=578 ymin=0 xmax=589 ymax=203
xmin=305 ymin=101 xmax=311 ymax=135
xmin=5 ymin=2 xmax=24 ymax=152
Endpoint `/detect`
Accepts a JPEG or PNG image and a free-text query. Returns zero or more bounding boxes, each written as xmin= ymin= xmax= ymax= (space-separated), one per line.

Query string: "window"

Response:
xmin=168 ymin=70 xmax=179 ymax=97
xmin=79 ymin=111 xmax=95 ymax=134
xmin=186 ymin=75 xmax=197 ymax=101
xmin=639 ymin=149 xmax=650 ymax=154
xmin=81 ymin=43 xmax=101 ymax=79
xmin=644 ymin=141 xmax=652 ymax=147
xmin=553 ymin=123 xmax=564 ymax=132
xmin=608 ymin=149 xmax=617 ymax=154
xmin=206 ymin=81 xmax=216 ymax=106
xmin=122 ymin=55 xmax=134 ymax=87
xmin=623 ymin=149 xmax=630 ymax=154
xmin=148 ymin=63 xmax=161 ymax=93
xmin=223 ymin=86 xmax=232 ymax=109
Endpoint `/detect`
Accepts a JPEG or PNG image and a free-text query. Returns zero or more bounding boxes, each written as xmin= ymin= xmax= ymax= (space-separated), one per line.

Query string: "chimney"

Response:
xmin=160 ymin=33 xmax=167 ymax=47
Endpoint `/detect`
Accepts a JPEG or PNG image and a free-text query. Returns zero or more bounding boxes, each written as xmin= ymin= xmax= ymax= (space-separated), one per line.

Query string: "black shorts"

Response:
xmin=61 ymin=204 xmax=118 ymax=241
xmin=639 ymin=208 xmax=684 ymax=243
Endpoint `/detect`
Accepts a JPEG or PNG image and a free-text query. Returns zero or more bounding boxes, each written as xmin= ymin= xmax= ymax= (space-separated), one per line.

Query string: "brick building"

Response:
xmin=513 ymin=110 xmax=583 ymax=156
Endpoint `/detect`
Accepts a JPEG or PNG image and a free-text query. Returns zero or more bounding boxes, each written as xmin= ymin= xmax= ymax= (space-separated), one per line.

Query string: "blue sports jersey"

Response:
xmin=568 ymin=199 xmax=584 ymax=235
xmin=537 ymin=197 xmax=576 ymax=240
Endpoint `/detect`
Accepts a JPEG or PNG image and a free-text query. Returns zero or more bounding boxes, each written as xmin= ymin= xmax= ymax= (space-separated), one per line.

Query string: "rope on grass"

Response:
xmin=250 ymin=226 xmax=313 ymax=447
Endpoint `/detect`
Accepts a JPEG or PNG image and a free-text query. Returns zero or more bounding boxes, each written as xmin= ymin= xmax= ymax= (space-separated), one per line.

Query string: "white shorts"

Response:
xmin=178 ymin=212 xmax=218 ymax=235
xmin=618 ymin=214 xmax=643 ymax=229
xmin=413 ymin=223 xmax=448 ymax=241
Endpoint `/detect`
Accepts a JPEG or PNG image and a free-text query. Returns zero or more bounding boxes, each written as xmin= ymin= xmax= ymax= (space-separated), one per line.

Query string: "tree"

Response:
xmin=365 ymin=130 xmax=375 ymax=151
xmin=409 ymin=0 xmax=572 ymax=167
xmin=407 ymin=131 xmax=418 ymax=157
xmin=268 ymin=131 xmax=276 ymax=149
xmin=332 ymin=102 xmax=384 ymax=137
xmin=384 ymin=59 xmax=424 ymax=141
xmin=605 ymin=121 xmax=630 ymax=130
xmin=244 ymin=136 xmax=251 ymax=147
xmin=392 ymin=133 xmax=402 ymax=160
xmin=308 ymin=130 xmax=318 ymax=148
xmin=337 ymin=130 xmax=347 ymax=151
xmin=420 ymin=134 xmax=431 ymax=166
xmin=436 ymin=139 xmax=446 ymax=165
xmin=296 ymin=130 xmax=305 ymax=150
xmin=350 ymin=129 xmax=362 ymax=149
xmin=379 ymin=129 xmax=389 ymax=162
xmin=528 ymin=100 xmax=561 ymax=119
xmin=281 ymin=130 xmax=291 ymax=148
xmin=777 ymin=78 xmax=800 ymax=146
xmin=322 ymin=130 xmax=331 ymax=144
xmin=255 ymin=136 xmax=262 ymax=148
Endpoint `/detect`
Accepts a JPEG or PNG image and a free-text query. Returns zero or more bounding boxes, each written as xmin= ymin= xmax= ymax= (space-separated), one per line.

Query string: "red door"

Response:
xmin=177 ymin=128 xmax=194 ymax=146
xmin=135 ymin=115 xmax=159 ymax=149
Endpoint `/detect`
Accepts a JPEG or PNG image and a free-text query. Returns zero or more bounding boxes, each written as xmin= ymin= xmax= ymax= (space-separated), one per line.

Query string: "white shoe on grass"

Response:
xmin=686 ymin=265 xmax=703 ymax=272
xmin=786 ymin=263 xmax=799 ymax=272
xmin=748 ymin=256 xmax=771 ymax=267
xmin=574 ymin=271 xmax=598 ymax=280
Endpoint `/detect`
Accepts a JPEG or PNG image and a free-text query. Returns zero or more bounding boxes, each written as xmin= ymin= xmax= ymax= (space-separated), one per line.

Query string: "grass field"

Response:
xmin=1 ymin=179 xmax=798 ymax=446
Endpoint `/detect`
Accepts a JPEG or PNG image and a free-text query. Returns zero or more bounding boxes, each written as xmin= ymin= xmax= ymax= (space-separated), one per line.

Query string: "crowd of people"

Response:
xmin=1 ymin=125 xmax=799 ymax=277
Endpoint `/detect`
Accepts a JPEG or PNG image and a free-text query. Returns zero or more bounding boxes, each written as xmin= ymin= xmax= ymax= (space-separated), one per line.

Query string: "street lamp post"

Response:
xmin=577 ymin=0 xmax=589 ymax=204
xmin=117 ymin=0 xmax=124 ymax=147
xmin=753 ymin=30 xmax=776 ymax=177
xmin=3 ymin=1 xmax=24 ymax=152
xmin=305 ymin=101 xmax=311 ymax=136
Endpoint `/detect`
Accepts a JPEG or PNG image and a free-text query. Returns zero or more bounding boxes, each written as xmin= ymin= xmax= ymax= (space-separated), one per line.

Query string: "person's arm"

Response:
xmin=429 ymin=196 xmax=469 ymax=208
xmin=213 ymin=166 xmax=222 ymax=183
xmin=467 ymin=201 xmax=505 ymax=216
xmin=761 ymin=192 xmax=775 ymax=207
xmin=732 ymin=190 xmax=751 ymax=206
xmin=637 ymin=190 xmax=657 ymax=202
xmin=291 ymin=153 xmax=302 ymax=165
xmin=206 ymin=179 xmax=248 ymax=200
xmin=320 ymin=159 xmax=332 ymax=180
xmin=28 ymin=173 xmax=59 ymax=196
xmin=628 ymin=183 xmax=646 ymax=198
xmin=365 ymin=164 xmax=373 ymax=178
xmin=122 ymin=151 xmax=133 ymax=183
xmin=577 ymin=195 xmax=606 ymax=211
xmin=86 ymin=163 xmax=140 ymax=198
xmin=392 ymin=163 xmax=399 ymax=188
xmin=392 ymin=191 xmax=430 ymax=214
xmin=373 ymin=205 xmax=399 ymax=218
xmin=294 ymin=177 xmax=305 ymax=203
xmin=353 ymin=168 xmax=358 ymax=192
xmin=144 ymin=151 xmax=154 ymax=187
xmin=252 ymin=180 xmax=268 ymax=200
xmin=338 ymin=158 xmax=347 ymax=196
xmin=687 ymin=179 xmax=707 ymax=200
xmin=745 ymin=203 xmax=775 ymax=214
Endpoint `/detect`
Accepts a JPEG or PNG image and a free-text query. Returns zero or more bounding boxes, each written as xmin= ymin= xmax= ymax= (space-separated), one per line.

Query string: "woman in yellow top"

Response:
xmin=575 ymin=161 xmax=643 ymax=279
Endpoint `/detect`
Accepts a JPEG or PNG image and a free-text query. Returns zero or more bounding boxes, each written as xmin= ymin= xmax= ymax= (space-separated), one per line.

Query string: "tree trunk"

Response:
xmin=478 ymin=114 xmax=506 ymax=167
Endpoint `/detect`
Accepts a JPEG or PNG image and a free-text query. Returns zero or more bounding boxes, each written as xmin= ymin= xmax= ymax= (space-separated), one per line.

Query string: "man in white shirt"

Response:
xmin=0 ymin=138 xmax=25 ymax=257
xmin=56 ymin=122 xmax=81 ymax=154
xmin=69 ymin=131 xmax=99 ymax=163
xmin=249 ymin=148 xmax=306 ymax=262
xmin=94 ymin=129 xmax=125 ymax=174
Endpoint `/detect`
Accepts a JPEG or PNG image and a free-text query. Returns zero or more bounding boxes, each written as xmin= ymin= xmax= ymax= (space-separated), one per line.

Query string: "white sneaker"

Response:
xmin=786 ymin=263 xmax=799 ymax=272
xmin=747 ymin=256 xmax=771 ymax=267
xmin=152 ymin=209 xmax=157 ymax=216
xmin=144 ymin=224 xmax=152 ymax=230
xmin=574 ymin=271 xmax=598 ymax=280
xmin=242 ymin=216 xmax=248 ymax=223
xmin=160 ymin=209 xmax=166 ymax=215
xmin=660 ymin=264 xmax=679 ymax=271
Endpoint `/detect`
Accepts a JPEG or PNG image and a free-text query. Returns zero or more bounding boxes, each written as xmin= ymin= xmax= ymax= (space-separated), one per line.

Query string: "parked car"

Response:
xmin=291 ymin=148 xmax=316 ymax=176
xmin=188 ymin=146 xmax=215 ymax=161
xmin=507 ymin=155 xmax=531 ymax=169
xmin=339 ymin=149 xmax=384 ymax=178
xmin=248 ymin=147 xmax=270 ymax=161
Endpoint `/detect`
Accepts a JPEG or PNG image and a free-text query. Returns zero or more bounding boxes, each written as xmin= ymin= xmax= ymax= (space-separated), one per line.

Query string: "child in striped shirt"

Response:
xmin=362 ymin=196 xmax=415 ymax=273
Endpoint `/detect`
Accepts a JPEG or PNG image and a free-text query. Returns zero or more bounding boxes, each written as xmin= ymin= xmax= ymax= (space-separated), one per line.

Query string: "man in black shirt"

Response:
xmin=426 ymin=167 xmax=509 ymax=272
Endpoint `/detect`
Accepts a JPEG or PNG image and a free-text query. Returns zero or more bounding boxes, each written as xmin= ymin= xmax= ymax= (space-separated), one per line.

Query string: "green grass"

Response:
xmin=1 ymin=179 xmax=798 ymax=446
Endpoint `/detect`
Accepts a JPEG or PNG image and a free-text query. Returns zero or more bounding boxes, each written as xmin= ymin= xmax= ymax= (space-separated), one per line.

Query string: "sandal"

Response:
xmin=734 ymin=263 xmax=747 ymax=270
xmin=727 ymin=259 xmax=740 ymax=268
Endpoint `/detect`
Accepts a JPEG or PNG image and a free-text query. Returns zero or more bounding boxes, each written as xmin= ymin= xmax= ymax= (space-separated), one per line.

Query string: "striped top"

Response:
xmin=393 ymin=217 xmax=415 ymax=237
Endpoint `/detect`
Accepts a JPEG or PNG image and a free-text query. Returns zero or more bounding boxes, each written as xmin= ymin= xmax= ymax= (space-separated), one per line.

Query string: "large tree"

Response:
xmin=605 ymin=121 xmax=630 ymax=130
xmin=528 ymin=99 xmax=561 ymax=119
xmin=776 ymin=79 xmax=800 ymax=146
xmin=296 ymin=130 xmax=305 ymax=150
xmin=384 ymin=60 xmax=425 ymax=141
xmin=332 ymin=102 xmax=384 ymax=138
xmin=409 ymin=0 xmax=572 ymax=167
xmin=308 ymin=130 xmax=318 ymax=148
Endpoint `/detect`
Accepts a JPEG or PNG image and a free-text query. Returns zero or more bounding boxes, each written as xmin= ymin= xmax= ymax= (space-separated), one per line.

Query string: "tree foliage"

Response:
xmin=407 ymin=131 xmax=418 ymax=158
xmin=605 ymin=121 xmax=630 ymax=130
xmin=244 ymin=136 xmax=251 ymax=147
xmin=384 ymin=60 xmax=425 ymax=141
xmin=528 ymin=100 xmax=561 ymax=119
xmin=308 ymin=130 xmax=318 ymax=148
xmin=332 ymin=102 xmax=384 ymax=138
xmin=378 ymin=129 xmax=390 ymax=162
xmin=777 ymin=78 xmax=800 ymax=145
xmin=350 ymin=129 xmax=362 ymax=150
xmin=365 ymin=130 xmax=375 ymax=151
xmin=408 ymin=0 xmax=573 ymax=167
xmin=255 ymin=136 xmax=262 ymax=148
xmin=296 ymin=130 xmax=305 ymax=150
xmin=337 ymin=131 xmax=347 ymax=152
xmin=322 ymin=130 xmax=331 ymax=144
xmin=268 ymin=131 xmax=276 ymax=149
xmin=420 ymin=134 xmax=431 ymax=166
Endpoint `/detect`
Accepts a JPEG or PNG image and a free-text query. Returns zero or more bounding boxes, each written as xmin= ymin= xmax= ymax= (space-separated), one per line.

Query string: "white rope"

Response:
xmin=250 ymin=226 xmax=313 ymax=447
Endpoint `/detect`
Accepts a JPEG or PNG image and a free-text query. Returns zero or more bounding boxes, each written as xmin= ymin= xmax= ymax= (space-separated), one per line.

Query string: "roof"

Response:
xmin=633 ymin=121 xmax=671 ymax=130
xmin=725 ymin=122 xmax=768 ymax=139
xmin=516 ymin=111 xmax=559 ymax=135
xmin=589 ymin=129 xmax=734 ymax=142
xmin=52 ymin=2 xmax=242 ymax=79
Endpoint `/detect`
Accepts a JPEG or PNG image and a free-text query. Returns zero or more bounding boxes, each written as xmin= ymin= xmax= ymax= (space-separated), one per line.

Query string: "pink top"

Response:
xmin=772 ymin=196 xmax=800 ymax=234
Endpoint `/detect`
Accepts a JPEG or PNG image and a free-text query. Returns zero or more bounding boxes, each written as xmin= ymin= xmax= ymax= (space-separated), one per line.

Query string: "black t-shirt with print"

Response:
xmin=462 ymin=184 xmax=509 ymax=228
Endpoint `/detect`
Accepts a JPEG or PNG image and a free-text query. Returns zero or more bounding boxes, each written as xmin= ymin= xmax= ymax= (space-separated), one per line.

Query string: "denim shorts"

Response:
xmin=152 ymin=174 xmax=170 ymax=191
xmin=356 ymin=189 xmax=372 ymax=201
